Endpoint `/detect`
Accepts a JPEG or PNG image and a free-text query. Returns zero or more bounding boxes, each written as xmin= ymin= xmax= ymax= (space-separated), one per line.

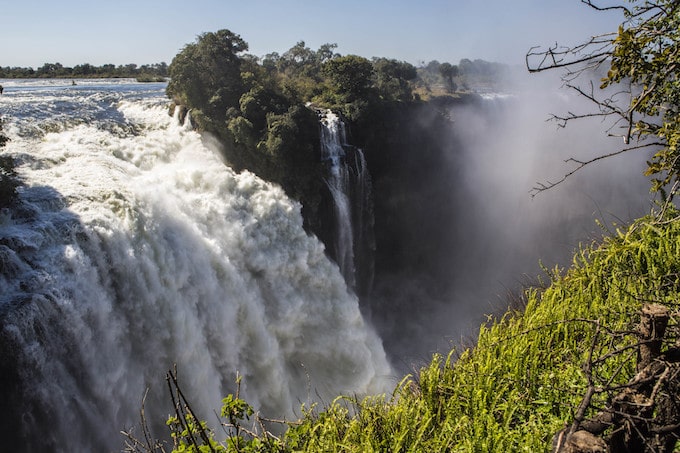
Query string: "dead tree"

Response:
xmin=553 ymin=304 xmax=680 ymax=453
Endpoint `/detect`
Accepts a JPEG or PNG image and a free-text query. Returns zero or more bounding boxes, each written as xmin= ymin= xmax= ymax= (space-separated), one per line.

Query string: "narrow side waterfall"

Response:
xmin=318 ymin=110 xmax=375 ymax=296
xmin=0 ymin=82 xmax=391 ymax=453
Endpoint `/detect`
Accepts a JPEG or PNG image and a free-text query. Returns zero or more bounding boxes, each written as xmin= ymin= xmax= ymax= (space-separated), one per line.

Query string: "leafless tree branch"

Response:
xmin=530 ymin=145 xmax=647 ymax=197
xmin=552 ymin=304 xmax=680 ymax=452
xmin=581 ymin=0 xmax=632 ymax=14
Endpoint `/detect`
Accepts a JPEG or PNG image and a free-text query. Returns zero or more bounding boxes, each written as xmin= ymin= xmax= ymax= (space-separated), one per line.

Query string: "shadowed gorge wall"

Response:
xmin=346 ymin=87 xmax=653 ymax=367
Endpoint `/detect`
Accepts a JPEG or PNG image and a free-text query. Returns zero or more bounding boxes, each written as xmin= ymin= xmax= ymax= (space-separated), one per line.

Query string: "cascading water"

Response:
xmin=0 ymin=80 xmax=391 ymax=452
xmin=318 ymin=110 xmax=375 ymax=296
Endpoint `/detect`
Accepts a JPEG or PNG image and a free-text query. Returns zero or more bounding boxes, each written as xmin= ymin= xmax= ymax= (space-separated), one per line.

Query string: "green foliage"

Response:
xmin=166 ymin=29 xmax=490 ymax=182
xmin=438 ymin=62 xmax=458 ymax=93
xmin=221 ymin=394 xmax=254 ymax=423
xmin=321 ymin=55 xmax=375 ymax=105
xmin=166 ymin=411 xmax=227 ymax=453
xmin=260 ymin=105 xmax=323 ymax=207
xmin=263 ymin=41 xmax=334 ymax=103
xmin=412 ymin=58 xmax=508 ymax=98
xmin=164 ymin=374 xmax=286 ymax=453
xmin=239 ymin=86 xmax=289 ymax=133
xmin=226 ymin=115 xmax=256 ymax=148
xmin=599 ymin=1 xmax=680 ymax=194
xmin=167 ymin=30 xmax=248 ymax=121
xmin=372 ymin=58 xmax=417 ymax=102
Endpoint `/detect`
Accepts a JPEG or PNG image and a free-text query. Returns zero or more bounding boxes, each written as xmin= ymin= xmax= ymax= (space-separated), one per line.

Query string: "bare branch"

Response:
xmin=581 ymin=0 xmax=632 ymax=14
xmin=120 ymin=388 xmax=169 ymax=453
xmin=167 ymin=368 xmax=218 ymax=453
xmin=526 ymin=46 xmax=612 ymax=74
xmin=569 ymin=322 xmax=601 ymax=435
xmin=530 ymin=146 xmax=641 ymax=197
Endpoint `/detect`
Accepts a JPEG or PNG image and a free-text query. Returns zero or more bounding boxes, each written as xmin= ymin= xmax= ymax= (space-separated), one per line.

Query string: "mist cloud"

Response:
xmin=369 ymin=70 xmax=654 ymax=370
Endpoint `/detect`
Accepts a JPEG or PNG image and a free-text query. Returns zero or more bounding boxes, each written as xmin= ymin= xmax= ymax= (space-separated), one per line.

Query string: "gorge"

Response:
xmin=0 ymin=40 xmax=656 ymax=453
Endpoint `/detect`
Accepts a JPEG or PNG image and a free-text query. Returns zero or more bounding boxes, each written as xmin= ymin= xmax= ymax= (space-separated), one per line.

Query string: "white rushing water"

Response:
xmin=318 ymin=110 xmax=373 ymax=293
xmin=0 ymin=80 xmax=391 ymax=451
xmin=320 ymin=110 xmax=356 ymax=289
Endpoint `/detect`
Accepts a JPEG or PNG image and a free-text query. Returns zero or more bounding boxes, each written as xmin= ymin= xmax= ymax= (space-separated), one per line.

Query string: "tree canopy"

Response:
xmin=438 ymin=62 xmax=458 ymax=92
xmin=165 ymin=28 xmax=497 ymax=127
xmin=167 ymin=30 xmax=249 ymax=120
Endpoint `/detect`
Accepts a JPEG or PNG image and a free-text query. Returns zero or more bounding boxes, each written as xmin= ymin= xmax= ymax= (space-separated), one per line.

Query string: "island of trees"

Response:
xmin=161 ymin=32 xmax=514 ymax=279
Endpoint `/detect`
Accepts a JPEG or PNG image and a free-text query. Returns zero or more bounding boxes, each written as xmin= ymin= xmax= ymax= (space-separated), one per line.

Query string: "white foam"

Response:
xmin=2 ymin=85 xmax=392 ymax=451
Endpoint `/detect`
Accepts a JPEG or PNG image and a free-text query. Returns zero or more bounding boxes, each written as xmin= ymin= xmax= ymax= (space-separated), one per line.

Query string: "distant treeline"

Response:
xmin=0 ymin=58 xmax=510 ymax=89
xmin=415 ymin=58 xmax=512 ymax=94
xmin=0 ymin=62 xmax=169 ymax=80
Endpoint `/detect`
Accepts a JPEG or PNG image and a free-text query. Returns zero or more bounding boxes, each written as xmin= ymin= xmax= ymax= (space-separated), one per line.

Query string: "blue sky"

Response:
xmin=2 ymin=0 xmax=625 ymax=69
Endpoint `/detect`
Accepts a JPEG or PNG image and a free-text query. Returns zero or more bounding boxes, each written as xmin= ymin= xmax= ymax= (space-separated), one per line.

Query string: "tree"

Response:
xmin=322 ymin=55 xmax=375 ymax=103
xmin=270 ymin=42 xmax=338 ymax=102
xmin=37 ymin=62 xmax=66 ymax=77
xmin=167 ymin=29 xmax=248 ymax=121
xmin=526 ymin=0 xmax=680 ymax=201
xmin=372 ymin=58 xmax=417 ymax=101
xmin=316 ymin=43 xmax=339 ymax=63
xmin=458 ymin=58 xmax=476 ymax=76
xmin=282 ymin=41 xmax=315 ymax=66
xmin=73 ymin=63 xmax=95 ymax=76
xmin=525 ymin=1 xmax=680 ymax=450
xmin=438 ymin=62 xmax=458 ymax=92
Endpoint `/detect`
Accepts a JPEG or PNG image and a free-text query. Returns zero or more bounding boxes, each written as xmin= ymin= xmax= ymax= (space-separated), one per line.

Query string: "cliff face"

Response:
xmin=181 ymin=92 xmax=497 ymax=360
xmin=345 ymin=97 xmax=486 ymax=323
xmin=294 ymin=97 xmax=483 ymax=304
xmin=353 ymin=99 xmax=472 ymax=287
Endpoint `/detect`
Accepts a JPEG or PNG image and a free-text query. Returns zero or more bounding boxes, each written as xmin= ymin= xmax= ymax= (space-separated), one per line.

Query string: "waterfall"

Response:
xmin=318 ymin=110 xmax=375 ymax=296
xmin=0 ymin=82 xmax=391 ymax=452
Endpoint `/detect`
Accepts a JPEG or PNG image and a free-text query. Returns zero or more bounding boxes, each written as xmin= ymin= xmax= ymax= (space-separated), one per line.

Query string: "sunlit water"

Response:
xmin=0 ymin=79 xmax=392 ymax=452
